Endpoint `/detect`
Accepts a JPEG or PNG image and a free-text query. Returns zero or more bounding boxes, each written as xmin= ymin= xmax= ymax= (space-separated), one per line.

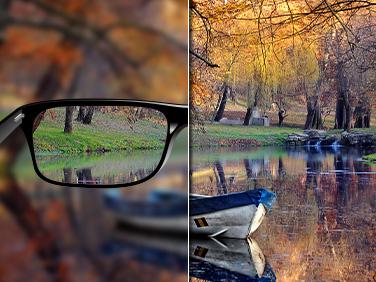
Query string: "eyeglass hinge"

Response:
xmin=14 ymin=113 xmax=24 ymax=123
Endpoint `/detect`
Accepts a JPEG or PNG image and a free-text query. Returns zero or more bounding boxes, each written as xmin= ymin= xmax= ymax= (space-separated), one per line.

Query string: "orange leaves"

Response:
xmin=1 ymin=28 xmax=81 ymax=68
xmin=44 ymin=0 xmax=88 ymax=14
xmin=1 ymin=27 xmax=58 ymax=59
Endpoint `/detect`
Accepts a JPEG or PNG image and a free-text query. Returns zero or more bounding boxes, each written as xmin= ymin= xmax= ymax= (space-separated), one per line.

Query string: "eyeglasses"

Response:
xmin=0 ymin=99 xmax=188 ymax=188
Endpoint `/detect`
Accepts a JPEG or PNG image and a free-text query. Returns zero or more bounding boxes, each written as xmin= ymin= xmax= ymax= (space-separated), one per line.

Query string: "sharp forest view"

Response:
xmin=191 ymin=0 xmax=376 ymax=146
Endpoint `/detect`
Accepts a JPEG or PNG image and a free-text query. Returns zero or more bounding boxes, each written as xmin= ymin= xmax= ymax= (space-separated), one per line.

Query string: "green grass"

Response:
xmin=34 ymin=126 xmax=164 ymax=154
xmin=191 ymin=123 xmax=303 ymax=147
xmin=33 ymin=109 xmax=167 ymax=154
xmin=362 ymin=153 xmax=376 ymax=163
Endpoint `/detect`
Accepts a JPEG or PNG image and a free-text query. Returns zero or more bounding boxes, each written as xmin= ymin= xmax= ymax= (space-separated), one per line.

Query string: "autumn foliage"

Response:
xmin=191 ymin=0 xmax=376 ymax=129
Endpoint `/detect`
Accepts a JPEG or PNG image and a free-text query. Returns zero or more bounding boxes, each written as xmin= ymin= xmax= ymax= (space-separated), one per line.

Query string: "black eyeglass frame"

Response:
xmin=0 ymin=99 xmax=188 ymax=188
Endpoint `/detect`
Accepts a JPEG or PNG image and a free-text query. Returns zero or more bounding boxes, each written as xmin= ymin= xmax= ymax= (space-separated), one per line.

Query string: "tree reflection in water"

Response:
xmin=191 ymin=146 xmax=376 ymax=281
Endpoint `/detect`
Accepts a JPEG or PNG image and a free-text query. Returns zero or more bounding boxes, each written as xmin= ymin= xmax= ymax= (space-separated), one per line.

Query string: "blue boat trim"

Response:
xmin=189 ymin=188 xmax=276 ymax=216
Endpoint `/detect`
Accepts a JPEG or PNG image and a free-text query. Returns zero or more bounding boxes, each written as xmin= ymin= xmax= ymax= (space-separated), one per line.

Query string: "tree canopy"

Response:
xmin=191 ymin=0 xmax=376 ymax=130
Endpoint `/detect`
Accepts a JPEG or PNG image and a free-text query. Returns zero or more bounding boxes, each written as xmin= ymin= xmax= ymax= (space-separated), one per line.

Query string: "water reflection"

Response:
xmin=191 ymin=146 xmax=376 ymax=281
xmin=37 ymin=150 xmax=162 ymax=185
xmin=190 ymin=238 xmax=275 ymax=281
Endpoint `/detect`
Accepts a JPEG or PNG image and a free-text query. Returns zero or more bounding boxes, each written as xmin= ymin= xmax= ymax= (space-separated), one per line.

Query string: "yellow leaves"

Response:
xmin=192 ymin=84 xmax=210 ymax=107
xmin=191 ymin=72 xmax=213 ymax=108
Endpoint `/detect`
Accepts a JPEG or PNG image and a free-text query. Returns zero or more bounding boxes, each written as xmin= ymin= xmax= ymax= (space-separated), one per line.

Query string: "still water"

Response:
xmin=36 ymin=150 xmax=163 ymax=185
xmin=191 ymin=146 xmax=376 ymax=281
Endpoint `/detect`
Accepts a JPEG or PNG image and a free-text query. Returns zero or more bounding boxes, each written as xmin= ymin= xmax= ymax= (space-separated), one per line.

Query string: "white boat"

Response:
xmin=190 ymin=188 xmax=275 ymax=239
xmin=190 ymin=237 xmax=276 ymax=281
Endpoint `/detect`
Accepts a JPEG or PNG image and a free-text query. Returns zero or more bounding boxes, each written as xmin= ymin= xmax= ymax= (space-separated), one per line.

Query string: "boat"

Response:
xmin=103 ymin=189 xmax=188 ymax=235
xmin=190 ymin=188 xmax=276 ymax=239
xmin=190 ymin=237 xmax=276 ymax=281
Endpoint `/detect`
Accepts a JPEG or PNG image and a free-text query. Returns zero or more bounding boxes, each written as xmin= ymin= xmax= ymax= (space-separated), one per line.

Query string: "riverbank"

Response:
xmin=191 ymin=124 xmax=302 ymax=147
xmin=191 ymin=123 xmax=376 ymax=148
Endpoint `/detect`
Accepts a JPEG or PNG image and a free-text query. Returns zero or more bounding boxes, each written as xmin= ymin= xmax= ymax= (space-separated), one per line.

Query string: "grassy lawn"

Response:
xmin=33 ymin=108 xmax=167 ymax=154
xmin=191 ymin=123 xmax=303 ymax=147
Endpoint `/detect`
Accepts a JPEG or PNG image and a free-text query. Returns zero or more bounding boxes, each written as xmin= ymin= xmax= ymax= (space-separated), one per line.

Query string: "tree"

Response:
xmin=64 ymin=106 xmax=74 ymax=133
xmin=76 ymin=106 xmax=95 ymax=124
xmin=214 ymin=73 xmax=231 ymax=121
xmin=82 ymin=107 xmax=94 ymax=124
xmin=76 ymin=106 xmax=87 ymax=122
xmin=278 ymin=109 xmax=288 ymax=127
xmin=354 ymin=100 xmax=371 ymax=128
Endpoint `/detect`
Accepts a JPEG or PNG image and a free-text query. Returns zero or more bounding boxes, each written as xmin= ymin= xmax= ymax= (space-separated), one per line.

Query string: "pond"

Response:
xmin=190 ymin=146 xmax=376 ymax=281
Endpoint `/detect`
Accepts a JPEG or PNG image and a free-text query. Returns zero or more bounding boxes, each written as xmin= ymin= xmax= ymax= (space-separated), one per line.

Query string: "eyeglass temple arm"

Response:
xmin=0 ymin=110 xmax=24 ymax=144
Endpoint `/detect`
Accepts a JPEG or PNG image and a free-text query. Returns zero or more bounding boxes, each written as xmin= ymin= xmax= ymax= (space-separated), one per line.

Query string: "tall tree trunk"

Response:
xmin=335 ymin=97 xmax=345 ymax=129
xmin=334 ymin=61 xmax=351 ymax=130
xmin=76 ymin=106 xmax=87 ymax=122
xmin=64 ymin=106 xmax=74 ymax=133
xmin=243 ymin=108 xmax=252 ymax=125
xmin=243 ymin=81 xmax=253 ymax=125
xmin=305 ymin=96 xmax=322 ymax=129
xmin=278 ymin=110 xmax=286 ymax=127
xmin=365 ymin=112 xmax=371 ymax=128
xmin=344 ymin=104 xmax=352 ymax=131
xmin=214 ymin=85 xmax=229 ymax=122
xmin=82 ymin=107 xmax=94 ymax=124
xmin=243 ymin=86 xmax=260 ymax=125
xmin=354 ymin=101 xmax=371 ymax=129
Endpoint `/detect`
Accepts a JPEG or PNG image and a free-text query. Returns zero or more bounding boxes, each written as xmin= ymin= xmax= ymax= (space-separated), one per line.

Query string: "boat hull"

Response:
xmin=190 ymin=203 xmax=266 ymax=239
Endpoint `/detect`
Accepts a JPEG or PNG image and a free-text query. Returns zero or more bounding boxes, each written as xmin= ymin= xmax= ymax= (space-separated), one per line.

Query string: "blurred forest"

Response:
xmin=0 ymin=0 xmax=187 ymax=106
xmin=0 ymin=1 xmax=188 ymax=282
xmin=191 ymin=0 xmax=376 ymax=130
